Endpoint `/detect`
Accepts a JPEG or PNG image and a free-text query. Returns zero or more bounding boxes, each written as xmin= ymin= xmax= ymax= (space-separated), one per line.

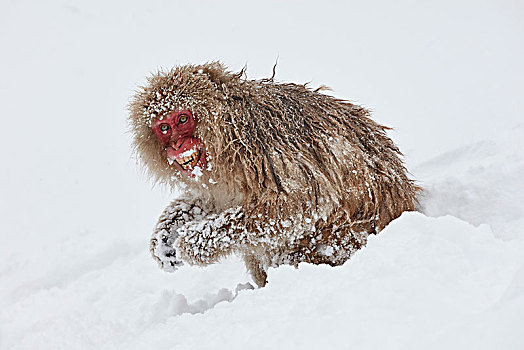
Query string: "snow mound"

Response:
xmin=416 ymin=125 xmax=524 ymax=240
xmin=147 ymin=282 xmax=253 ymax=323
xmin=2 ymin=211 xmax=522 ymax=349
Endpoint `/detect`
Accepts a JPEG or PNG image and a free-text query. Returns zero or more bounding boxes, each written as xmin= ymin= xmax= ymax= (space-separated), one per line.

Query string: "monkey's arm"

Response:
xmin=175 ymin=206 xmax=272 ymax=286
xmin=150 ymin=196 xmax=208 ymax=271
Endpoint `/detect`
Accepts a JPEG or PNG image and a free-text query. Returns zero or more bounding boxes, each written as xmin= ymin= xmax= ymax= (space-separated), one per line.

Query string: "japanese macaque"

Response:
xmin=129 ymin=62 xmax=419 ymax=287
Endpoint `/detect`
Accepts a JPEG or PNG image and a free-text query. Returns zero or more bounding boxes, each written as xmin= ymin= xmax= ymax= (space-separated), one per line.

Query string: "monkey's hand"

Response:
xmin=150 ymin=196 xmax=208 ymax=272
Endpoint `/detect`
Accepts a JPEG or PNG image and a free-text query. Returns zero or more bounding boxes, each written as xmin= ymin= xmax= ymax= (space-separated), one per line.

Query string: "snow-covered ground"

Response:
xmin=1 ymin=1 xmax=523 ymax=349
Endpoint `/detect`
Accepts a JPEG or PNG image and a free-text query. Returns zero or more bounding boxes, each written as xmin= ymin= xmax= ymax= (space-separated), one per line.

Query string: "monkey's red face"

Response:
xmin=152 ymin=110 xmax=207 ymax=177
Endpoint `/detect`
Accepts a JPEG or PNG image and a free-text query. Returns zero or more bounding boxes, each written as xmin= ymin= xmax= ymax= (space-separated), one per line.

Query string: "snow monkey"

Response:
xmin=129 ymin=62 xmax=419 ymax=287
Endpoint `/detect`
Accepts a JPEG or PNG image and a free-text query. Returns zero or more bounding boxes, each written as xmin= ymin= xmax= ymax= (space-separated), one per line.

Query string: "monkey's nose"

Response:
xmin=171 ymin=136 xmax=189 ymax=151
xmin=169 ymin=134 xmax=181 ymax=149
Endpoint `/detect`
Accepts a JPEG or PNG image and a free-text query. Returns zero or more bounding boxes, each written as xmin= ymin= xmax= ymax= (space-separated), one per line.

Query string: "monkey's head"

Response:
xmin=129 ymin=62 xmax=251 ymax=198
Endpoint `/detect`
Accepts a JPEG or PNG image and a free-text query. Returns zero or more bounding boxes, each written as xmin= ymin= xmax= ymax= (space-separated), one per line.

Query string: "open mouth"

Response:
xmin=175 ymin=149 xmax=202 ymax=170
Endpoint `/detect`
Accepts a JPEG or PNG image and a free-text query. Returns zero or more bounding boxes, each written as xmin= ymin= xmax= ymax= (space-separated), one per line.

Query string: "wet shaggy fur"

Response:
xmin=129 ymin=62 xmax=419 ymax=287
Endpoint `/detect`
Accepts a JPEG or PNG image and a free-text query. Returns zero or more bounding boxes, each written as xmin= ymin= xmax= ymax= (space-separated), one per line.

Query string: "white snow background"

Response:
xmin=1 ymin=0 xmax=523 ymax=349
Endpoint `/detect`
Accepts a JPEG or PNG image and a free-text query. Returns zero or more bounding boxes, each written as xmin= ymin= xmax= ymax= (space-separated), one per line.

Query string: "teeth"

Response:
xmin=175 ymin=150 xmax=200 ymax=170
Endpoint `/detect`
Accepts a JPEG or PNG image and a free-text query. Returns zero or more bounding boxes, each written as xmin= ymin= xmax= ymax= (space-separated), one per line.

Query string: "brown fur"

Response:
xmin=129 ymin=62 xmax=419 ymax=286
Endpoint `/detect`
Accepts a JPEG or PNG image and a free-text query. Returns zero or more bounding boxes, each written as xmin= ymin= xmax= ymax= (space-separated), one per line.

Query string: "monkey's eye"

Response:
xmin=160 ymin=124 xmax=170 ymax=134
xmin=178 ymin=115 xmax=188 ymax=124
